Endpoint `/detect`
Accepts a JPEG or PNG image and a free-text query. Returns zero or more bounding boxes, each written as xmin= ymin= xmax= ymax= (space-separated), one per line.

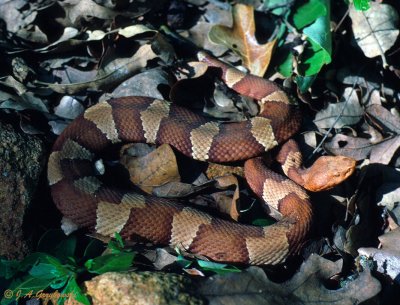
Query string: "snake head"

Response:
xmin=302 ymin=156 xmax=357 ymax=192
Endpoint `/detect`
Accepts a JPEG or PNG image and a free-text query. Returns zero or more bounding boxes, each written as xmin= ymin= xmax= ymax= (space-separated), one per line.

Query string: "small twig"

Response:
xmin=334 ymin=7 xmax=350 ymax=33
xmin=307 ymin=77 xmax=360 ymax=161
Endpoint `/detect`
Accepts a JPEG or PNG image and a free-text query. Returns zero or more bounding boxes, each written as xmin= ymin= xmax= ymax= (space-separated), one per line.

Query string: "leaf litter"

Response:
xmin=1 ymin=0 xmax=400 ymax=304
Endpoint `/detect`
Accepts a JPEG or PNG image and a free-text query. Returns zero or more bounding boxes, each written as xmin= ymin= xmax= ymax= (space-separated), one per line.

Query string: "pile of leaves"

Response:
xmin=1 ymin=0 xmax=400 ymax=304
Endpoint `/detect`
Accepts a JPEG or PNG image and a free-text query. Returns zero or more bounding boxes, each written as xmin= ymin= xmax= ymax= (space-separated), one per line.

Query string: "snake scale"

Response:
xmin=48 ymin=52 xmax=355 ymax=265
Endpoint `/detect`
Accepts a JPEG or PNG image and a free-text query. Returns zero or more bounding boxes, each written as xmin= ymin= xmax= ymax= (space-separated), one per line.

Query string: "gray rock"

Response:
xmin=85 ymin=271 xmax=204 ymax=305
xmin=0 ymin=122 xmax=46 ymax=259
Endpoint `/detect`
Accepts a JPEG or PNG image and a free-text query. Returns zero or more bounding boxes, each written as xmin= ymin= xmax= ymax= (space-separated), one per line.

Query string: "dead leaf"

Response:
xmin=152 ymin=181 xmax=197 ymax=198
xmin=343 ymin=175 xmax=379 ymax=257
xmin=206 ymin=163 xmax=244 ymax=180
xmin=212 ymin=175 xmax=240 ymax=221
xmin=359 ymin=227 xmax=400 ymax=284
xmin=370 ymin=136 xmax=400 ymax=165
xmin=110 ymin=67 xmax=172 ymax=100
xmin=314 ymin=87 xmax=363 ymax=129
xmin=54 ymin=96 xmax=84 ymax=119
xmin=0 ymin=77 xmax=49 ymax=113
xmin=366 ymin=104 xmax=400 ymax=134
xmin=59 ymin=0 xmax=119 ymax=25
xmin=349 ymin=2 xmax=399 ymax=67
xmin=34 ymin=44 xmax=158 ymax=94
xmin=186 ymin=1 xmax=232 ymax=57
xmin=209 ymin=4 xmax=276 ymax=76
xmin=198 ymin=254 xmax=381 ymax=305
xmin=121 ymin=144 xmax=180 ymax=194
xmin=324 ymin=134 xmax=372 ymax=161
xmin=376 ymin=183 xmax=400 ymax=211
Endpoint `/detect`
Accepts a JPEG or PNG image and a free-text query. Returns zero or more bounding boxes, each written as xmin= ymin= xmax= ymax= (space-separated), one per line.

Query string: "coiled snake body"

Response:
xmin=48 ymin=52 xmax=355 ymax=265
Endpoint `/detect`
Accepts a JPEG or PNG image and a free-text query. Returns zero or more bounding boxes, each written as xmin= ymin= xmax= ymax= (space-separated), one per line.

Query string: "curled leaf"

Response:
xmin=209 ymin=4 xmax=276 ymax=76
xmin=121 ymin=144 xmax=180 ymax=194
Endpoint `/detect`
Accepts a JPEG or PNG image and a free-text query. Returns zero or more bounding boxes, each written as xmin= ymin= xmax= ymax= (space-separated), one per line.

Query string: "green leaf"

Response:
xmin=252 ymin=218 xmax=276 ymax=226
xmin=353 ymin=0 xmax=370 ymax=11
xmin=197 ymin=260 xmax=241 ymax=274
xmin=29 ymin=263 xmax=65 ymax=280
xmin=299 ymin=38 xmax=331 ymax=76
xmin=37 ymin=229 xmax=77 ymax=262
xmin=106 ymin=233 xmax=125 ymax=254
xmin=275 ymin=48 xmax=293 ymax=77
xmin=50 ymin=275 xmax=70 ymax=290
xmin=0 ymin=259 xmax=20 ymax=279
xmin=61 ymin=277 xmax=90 ymax=305
xmin=295 ymin=75 xmax=317 ymax=93
xmin=176 ymin=255 xmax=192 ymax=269
xmin=299 ymin=0 xmax=332 ymax=77
xmin=84 ymin=252 xmax=135 ymax=274
xmin=83 ymin=239 xmax=105 ymax=260
xmin=1 ymin=276 xmax=53 ymax=305
xmin=292 ymin=0 xmax=327 ymax=29
xmin=263 ymin=0 xmax=293 ymax=16
xmin=0 ymin=253 xmax=57 ymax=279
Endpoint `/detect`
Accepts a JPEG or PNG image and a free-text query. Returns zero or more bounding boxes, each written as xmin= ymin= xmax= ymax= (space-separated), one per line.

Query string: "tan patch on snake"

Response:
xmin=250 ymin=117 xmax=278 ymax=150
xmin=170 ymin=207 xmax=212 ymax=250
xmin=74 ymin=176 xmax=102 ymax=195
xmin=190 ymin=122 xmax=220 ymax=161
xmin=262 ymin=178 xmax=308 ymax=209
xmin=84 ymin=101 xmax=120 ymax=143
xmin=60 ymin=139 xmax=94 ymax=160
xmin=246 ymin=224 xmax=290 ymax=265
xmin=96 ymin=198 xmax=145 ymax=236
xmin=282 ymin=151 xmax=302 ymax=176
xmin=140 ymin=99 xmax=171 ymax=143
xmin=121 ymin=193 xmax=146 ymax=208
xmin=224 ymin=68 xmax=246 ymax=88
xmin=48 ymin=151 xmax=62 ymax=185
xmin=260 ymin=90 xmax=290 ymax=104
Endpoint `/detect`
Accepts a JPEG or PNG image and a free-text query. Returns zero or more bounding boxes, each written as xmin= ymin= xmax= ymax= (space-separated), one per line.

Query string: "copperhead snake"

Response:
xmin=47 ymin=52 xmax=356 ymax=265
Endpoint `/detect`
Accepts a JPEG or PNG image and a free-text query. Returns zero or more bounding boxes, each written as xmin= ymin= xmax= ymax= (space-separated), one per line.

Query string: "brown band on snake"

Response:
xmin=48 ymin=52 xmax=353 ymax=265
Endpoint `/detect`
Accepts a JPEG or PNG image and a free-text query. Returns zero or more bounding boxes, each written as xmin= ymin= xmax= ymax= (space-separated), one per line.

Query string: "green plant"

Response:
xmin=0 ymin=230 xmax=135 ymax=305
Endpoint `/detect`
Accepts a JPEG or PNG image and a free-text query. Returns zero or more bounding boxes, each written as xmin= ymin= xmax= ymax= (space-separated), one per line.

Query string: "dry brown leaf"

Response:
xmin=377 ymin=183 xmax=400 ymax=212
xmin=198 ymin=254 xmax=381 ymax=305
xmin=324 ymin=134 xmax=372 ymax=161
xmin=152 ymin=181 xmax=197 ymax=198
xmin=359 ymin=227 xmax=400 ymax=284
xmin=35 ymin=44 xmax=157 ymax=94
xmin=314 ymin=87 xmax=363 ymax=129
xmin=366 ymin=104 xmax=400 ymax=134
xmin=212 ymin=175 xmax=240 ymax=221
xmin=370 ymin=136 xmax=400 ymax=164
xmin=349 ymin=2 xmax=399 ymax=67
xmin=59 ymin=0 xmax=119 ymax=25
xmin=208 ymin=4 xmax=276 ymax=76
xmin=206 ymin=163 xmax=244 ymax=179
xmin=325 ymin=103 xmax=400 ymax=165
xmin=121 ymin=144 xmax=180 ymax=194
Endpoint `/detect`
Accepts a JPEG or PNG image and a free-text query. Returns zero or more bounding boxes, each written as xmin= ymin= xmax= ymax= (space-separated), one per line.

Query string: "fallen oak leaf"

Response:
xmin=212 ymin=175 xmax=241 ymax=221
xmin=325 ymin=133 xmax=400 ymax=165
xmin=206 ymin=163 xmax=244 ymax=180
xmin=313 ymin=87 xmax=363 ymax=129
xmin=324 ymin=134 xmax=372 ymax=161
xmin=349 ymin=2 xmax=399 ymax=68
xmin=197 ymin=254 xmax=381 ymax=305
xmin=121 ymin=144 xmax=180 ymax=194
xmin=209 ymin=4 xmax=277 ymax=76
xmin=33 ymin=44 xmax=158 ymax=94
xmin=358 ymin=227 xmax=400 ymax=284
xmin=366 ymin=104 xmax=400 ymax=134
xmin=369 ymin=135 xmax=400 ymax=165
